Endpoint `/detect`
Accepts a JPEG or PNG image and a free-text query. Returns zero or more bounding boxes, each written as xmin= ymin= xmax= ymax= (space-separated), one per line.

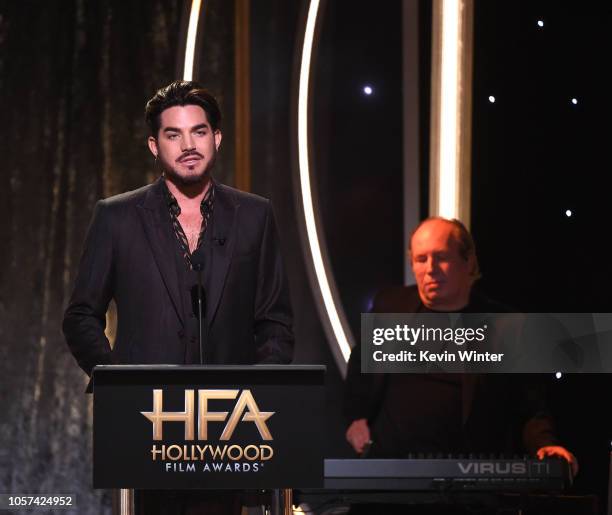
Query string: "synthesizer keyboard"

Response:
xmin=323 ymin=457 xmax=571 ymax=491
xmin=294 ymin=458 xmax=589 ymax=513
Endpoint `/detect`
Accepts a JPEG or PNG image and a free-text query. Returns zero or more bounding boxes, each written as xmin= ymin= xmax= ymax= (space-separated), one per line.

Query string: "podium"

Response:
xmin=92 ymin=365 xmax=325 ymax=514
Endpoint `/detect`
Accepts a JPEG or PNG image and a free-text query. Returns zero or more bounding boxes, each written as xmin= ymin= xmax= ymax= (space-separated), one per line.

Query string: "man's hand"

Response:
xmin=346 ymin=418 xmax=371 ymax=454
xmin=536 ymin=445 xmax=579 ymax=477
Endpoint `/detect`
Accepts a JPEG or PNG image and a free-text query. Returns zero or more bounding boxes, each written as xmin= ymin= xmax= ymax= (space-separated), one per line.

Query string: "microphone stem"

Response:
xmin=196 ymin=267 xmax=204 ymax=364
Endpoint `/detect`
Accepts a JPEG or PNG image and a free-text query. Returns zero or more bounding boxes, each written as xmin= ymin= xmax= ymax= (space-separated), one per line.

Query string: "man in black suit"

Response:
xmin=63 ymin=80 xmax=293 ymax=376
xmin=345 ymin=217 xmax=577 ymax=475
xmin=63 ymin=81 xmax=293 ymax=513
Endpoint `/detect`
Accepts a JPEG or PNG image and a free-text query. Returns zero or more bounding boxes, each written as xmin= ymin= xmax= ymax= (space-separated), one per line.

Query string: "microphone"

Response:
xmin=190 ymin=251 xmax=206 ymax=364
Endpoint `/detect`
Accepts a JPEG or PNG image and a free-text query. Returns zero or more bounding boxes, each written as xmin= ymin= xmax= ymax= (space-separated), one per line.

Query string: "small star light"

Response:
xmin=537 ymin=20 xmax=544 ymax=27
xmin=555 ymin=372 xmax=562 ymax=379
xmin=571 ymin=98 xmax=578 ymax=105
xmin=565 ymin=209 xmax=572 ymax=217
xmin=363 ymin=85 xmax=373 ymax=96
xmin=488 ymin=95 xmax=495 ymax=103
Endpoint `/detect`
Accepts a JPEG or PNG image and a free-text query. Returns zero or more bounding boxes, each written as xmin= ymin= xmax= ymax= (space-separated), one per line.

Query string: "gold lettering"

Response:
xmin=227 ymin=445 xmax=244 ymax=460
xmin=210 ymin=445 xmax=228 ymax=460
xmin=141 ymin=389 xmax=195 ymax=440
xmin=196 ymin=445 xmax=206 ymax=460
xmin=243 ymin=445 xmax=259 ymax=461
xmin=220 ymin=390 xmax=274 ymax=441
xmin=260 ymin=445 xmax=274 ymax=460
xmin=142 ymin=389 xmax=275 ymax=442
xmin=151 ymin=445 xmax=165 ymax=460
xmin=198 ymin=390 xmax=239 ymax=440
xmin=166 ymin=444 xmax=183 ymax=460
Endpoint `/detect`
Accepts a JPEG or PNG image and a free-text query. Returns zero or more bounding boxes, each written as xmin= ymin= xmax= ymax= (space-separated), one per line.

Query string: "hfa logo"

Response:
xmin=141 ymin=389 xmax=274 ymax=441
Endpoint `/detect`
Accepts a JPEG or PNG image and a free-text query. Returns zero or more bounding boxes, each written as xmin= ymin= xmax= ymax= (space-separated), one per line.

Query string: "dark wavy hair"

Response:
xmin=145 ymin=80 xmax=222 ymax=137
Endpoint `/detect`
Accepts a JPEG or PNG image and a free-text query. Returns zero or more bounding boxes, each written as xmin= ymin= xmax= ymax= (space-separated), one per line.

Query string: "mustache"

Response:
xmin=177 ymin=151 xmax=204 ymax=162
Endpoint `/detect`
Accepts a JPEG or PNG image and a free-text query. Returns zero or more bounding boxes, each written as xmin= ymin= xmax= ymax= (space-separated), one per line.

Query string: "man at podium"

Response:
xmin=63 ymin=81 xmax=294 ymax=514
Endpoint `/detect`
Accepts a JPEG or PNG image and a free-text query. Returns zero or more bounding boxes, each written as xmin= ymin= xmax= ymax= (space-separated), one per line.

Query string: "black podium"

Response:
xmin=92 ymin=365 xmax=325 ymax=514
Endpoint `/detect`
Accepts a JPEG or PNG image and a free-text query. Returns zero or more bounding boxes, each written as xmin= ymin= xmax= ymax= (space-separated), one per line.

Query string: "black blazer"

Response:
xmin=63 ymin=178 xmax=294 ymax=386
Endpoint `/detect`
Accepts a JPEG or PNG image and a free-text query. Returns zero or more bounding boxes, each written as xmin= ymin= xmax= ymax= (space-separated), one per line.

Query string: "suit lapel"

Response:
xmin=137 ymin=179 xmax=185 ymax=327
xmin=205 ymin=184 xmax=238 ymax=325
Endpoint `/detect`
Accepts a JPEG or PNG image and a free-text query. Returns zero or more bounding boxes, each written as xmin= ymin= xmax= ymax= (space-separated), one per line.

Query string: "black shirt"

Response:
xmin=161 ymin=179 xmax=215 ymax=363
xmin=161 ymin=178 xmax=214 ymax=270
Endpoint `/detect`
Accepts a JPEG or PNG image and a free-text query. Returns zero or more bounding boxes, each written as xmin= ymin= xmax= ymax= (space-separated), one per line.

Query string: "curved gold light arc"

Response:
xmin=181 ymin=0 xmax=355 ymax=372
xmin=183 ymin=0 xmax=203 ymax=81
xmin=429 ymin=0 xmax=473 ymax=223
xmin=297 ymin=0 xmax=353 ymax=372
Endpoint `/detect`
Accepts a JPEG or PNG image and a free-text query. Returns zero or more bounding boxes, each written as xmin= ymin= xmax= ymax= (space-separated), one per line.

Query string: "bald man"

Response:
xmin=344 ymin=217 xmax=577 ymax=475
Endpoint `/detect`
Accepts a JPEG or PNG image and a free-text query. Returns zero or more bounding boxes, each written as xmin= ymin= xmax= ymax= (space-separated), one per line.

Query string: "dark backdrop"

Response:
xmin=471 ymin=0 xmax=612 ymax=506
xmin=313 ymin=0 xmax=405 ymax=338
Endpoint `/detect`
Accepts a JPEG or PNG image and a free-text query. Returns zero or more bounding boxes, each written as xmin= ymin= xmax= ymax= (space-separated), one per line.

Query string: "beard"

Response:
xmin=159 ymin=151 xmax=217 ymax=187
xmin=164 ymin=165 xmax=208 ymax=186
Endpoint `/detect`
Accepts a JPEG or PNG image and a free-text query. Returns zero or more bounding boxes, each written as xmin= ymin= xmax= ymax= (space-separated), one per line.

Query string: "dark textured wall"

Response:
xmin=195 ymin=0 xmax=236 ymax=187
xmin=0 ymin=1 xmax=183 ymax=512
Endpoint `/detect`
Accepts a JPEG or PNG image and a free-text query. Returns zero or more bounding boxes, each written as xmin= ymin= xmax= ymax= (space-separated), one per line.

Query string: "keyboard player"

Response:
xmin=344 ymin=218 xmax=578 ymax=475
